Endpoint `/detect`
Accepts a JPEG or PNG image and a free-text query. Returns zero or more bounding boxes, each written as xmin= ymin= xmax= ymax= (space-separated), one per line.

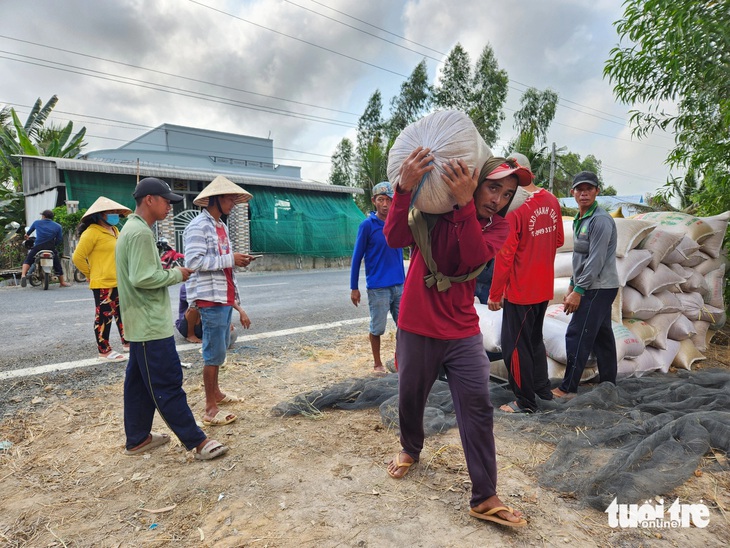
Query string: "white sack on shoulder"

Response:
xmin=387 ymin=110 xmax=492 ymax=214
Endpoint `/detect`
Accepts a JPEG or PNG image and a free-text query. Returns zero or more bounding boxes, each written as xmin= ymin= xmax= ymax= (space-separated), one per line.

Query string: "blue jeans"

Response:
xmin=199 ymin=306 xmax=232 ymax=366
xmin=367 ymin=285 xmax=402 ymax=336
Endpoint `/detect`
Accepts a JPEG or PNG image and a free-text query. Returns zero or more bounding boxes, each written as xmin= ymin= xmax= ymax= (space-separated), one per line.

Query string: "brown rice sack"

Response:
xmin=704 ymin=265 xmax=726 ymax=308
xmin=623 ymin=318 xmax=659 ymax=345
xmin=638 ymin=228 xmax=684 ymax=269
xmin=667 ymin=314 xmax=697 ymax=341
xmin=616 ymin=249 xmax=653 ymax=286
xmin=617 ymin=357 xmax=638 ymax=378
xmin=554 ymin=252 xmax=573 ymax=278
xmin=694 ymin=252 xmax=727 ymax=275
xmin=651 ymin=338 xmax=682 ymax=373
xmin=547 ymin=356 xmax=598 ymax=381
xmin=627 ymin=263 xmax=685 ymax=296
xmin=654 ymin=290 xmax=683 ymax=313
xmin=698 ymin=211 xmax=730 ymax=258
xmin=690 ymin=321 xmax=711 ymax=352
xmin=621 ymin=286 xmax=663 ymax=320
xmin=387 ymin=110 xmax=492 ymax=214
xmin=677 ymin=292 xmax=724 ymax=323
xmin=631 ymin=348 xmax=662 ymax=377
xmin=614 ymin=219 xmax=656 ymax=258
xmin=634 ymin=211 xmax=716 ymax=243
xmin=670 ymin=338 xmax=705 ymax=370
xmin=645 ymin=312 xmax=682 ymax=349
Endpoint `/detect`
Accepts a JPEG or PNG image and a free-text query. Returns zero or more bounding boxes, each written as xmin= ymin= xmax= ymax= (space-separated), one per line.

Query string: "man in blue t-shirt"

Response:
xmin=350 ymin=182 xmax=405 ymax=376
xmin=21 ymin=209 xmax=70 ymax=287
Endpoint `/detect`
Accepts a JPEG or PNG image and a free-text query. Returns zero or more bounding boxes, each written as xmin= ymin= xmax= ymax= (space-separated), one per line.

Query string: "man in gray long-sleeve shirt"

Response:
xmin=552 ymin=171 xmax=619 ymax=398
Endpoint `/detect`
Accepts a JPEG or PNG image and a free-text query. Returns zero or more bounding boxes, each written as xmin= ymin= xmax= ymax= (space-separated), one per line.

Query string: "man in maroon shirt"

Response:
xmin=488 ymin=155 xmax=564 ymax=413
xmin=384 ymin=147 xmax=530 ymax=528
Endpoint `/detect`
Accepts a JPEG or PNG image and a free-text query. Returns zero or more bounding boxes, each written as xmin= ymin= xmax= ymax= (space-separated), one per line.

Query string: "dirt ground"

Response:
xmin=0 ymin=328 xmax=728 ymax=547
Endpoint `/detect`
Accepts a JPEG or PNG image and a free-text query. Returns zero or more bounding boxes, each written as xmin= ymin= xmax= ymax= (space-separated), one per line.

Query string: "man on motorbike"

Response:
xmin=20 ymin=209 xmax=70 ymax=288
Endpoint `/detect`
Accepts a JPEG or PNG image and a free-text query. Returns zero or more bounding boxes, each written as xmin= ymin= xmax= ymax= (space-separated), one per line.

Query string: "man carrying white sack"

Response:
xmin=384 ymin=147 xmax=528 ymax=528
xmin=488 ymin=153 xmax=564 ymax=413
xmin=552 ymin=171 xmax=619 ymax=399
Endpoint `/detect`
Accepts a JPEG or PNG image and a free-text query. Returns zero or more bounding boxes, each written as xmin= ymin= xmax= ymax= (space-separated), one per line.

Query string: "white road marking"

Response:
xmin=55 ymin=298 xmax=95 ymax=303
xmin=0 ymin=317 xmax=369 ymax=380
xmin=239 ymin=283 xmax=289 ymax=288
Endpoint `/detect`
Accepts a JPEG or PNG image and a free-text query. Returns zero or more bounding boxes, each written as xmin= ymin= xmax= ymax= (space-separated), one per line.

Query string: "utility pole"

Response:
xmin=549 ymin=142 xmax=556 ymax=193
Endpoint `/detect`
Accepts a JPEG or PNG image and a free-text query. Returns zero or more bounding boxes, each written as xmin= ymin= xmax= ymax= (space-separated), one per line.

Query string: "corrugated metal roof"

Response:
xmin=22 ymin=156 xmax=364 ymax=195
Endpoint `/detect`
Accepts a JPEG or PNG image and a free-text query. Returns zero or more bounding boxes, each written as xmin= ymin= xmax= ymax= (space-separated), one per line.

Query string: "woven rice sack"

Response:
xmin=631 ymin=348 xmax=662 ymax=377
xmin=663 ymin=236 xmax=701 ymax=264
xmin=489 ymin=359 xmax=508 ymax=382
xmin=617 ymin=357 xmax=638 ymax=378
xmin=704 ymin=265 xmax=725 ymax=308
xmin=550 ymin=277 xmax=572 ymax=305
xmin=670 ymin=339 xmax=705 ymax=370
xmin=690 ymin=321 xmax=712 ymax=352
xmin=547 ymin=357 xmax=598 ymax=381
xmin=543 ymin=317 xmax=569 ymax=363
xmin=650 ymin=338 xmax=682 ymax=374
xmin=612 ymin=289 xmax=622 ymax=323
xmin=645 ymin=312 xmax=682 ymax=349
xmin=614 ymin=322 xmax=645 ymax=360
xmin=621 ymin=286 xmax=663 ymax=320
xmin=556 ymin=220 xmax=575 ymax=252
xmin=616 ymin=249 xmax=652 ymax=286
xmin=668 ymin=314 xmax=697 ymax=341
xmin=677 ymin=292 xmax=724 ymax=323
xmin=654 ymin=290 xmax=683 ymax=313
xmin=545 ymin=303 xmax=571 ymax=324
xmin=698 ymin=211 xmax=730 ymax=258
xmin=638 ymin=228 xmax=684 ymax=269
xmin=387 ymin=110 xmax=492 ymax=214
xmin=679 ymin=269 xmax=709 ymax=296
xmin=622 ymin=318 xmax=659 ymax=345
xmin=694 ymin=252 xmax=727 ymax=275
xmin=634 ymin=211 xmax=716 ymax=243
xmin=554 ymin=252 xmax=573 ymax=278
xmin=627 ymin=263 xmax=686 ymax=296
xmin=614 ymin=218 xmax=656 ymax=258
xmin=475 ymin=303 xmax=502 ymax=352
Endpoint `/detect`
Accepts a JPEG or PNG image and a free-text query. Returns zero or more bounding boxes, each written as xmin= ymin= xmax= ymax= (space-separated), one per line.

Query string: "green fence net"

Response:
xmin=64 ymin=171 xmax=365 ymax=258
xmin=248 ymin=187 xmax=364 ymax=257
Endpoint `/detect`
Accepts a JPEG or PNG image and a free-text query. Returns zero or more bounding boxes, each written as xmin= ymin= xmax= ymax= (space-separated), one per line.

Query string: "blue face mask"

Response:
xmin=105 ymin=214 xmax=120 ymax=226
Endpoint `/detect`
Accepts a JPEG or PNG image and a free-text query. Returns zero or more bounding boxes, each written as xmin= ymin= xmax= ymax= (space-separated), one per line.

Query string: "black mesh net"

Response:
xmin=273 ymin=368 xmax=730 ymax=510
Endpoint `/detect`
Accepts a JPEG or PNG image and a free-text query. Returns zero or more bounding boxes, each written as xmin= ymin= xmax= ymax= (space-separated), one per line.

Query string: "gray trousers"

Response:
xmin=396 ymin=329 xmax=497 ymax=508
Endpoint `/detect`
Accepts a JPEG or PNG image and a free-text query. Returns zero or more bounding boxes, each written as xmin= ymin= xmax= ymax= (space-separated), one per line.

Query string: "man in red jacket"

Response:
xmin=488 ymin=153 xmax=564 ymax=413
xmin=384 ymin=147 xmax=530 ymax=528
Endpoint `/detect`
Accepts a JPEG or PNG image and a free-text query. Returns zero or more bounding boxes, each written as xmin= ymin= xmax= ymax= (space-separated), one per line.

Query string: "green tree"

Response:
xmin=513 ymin=88 xmax=559 ymax=146
xmin=328 ymin=138 xmax=355 ymax=187
xmin=604 ymin=0 xmax=730 ymax=215
xmin=432 ymin=44 xmax=473 ymax=112
xmin=601 ymin=185 xmax=618 ymax=196
xmin=469 ymin=44 xmax=509 ymax=147
xmin=354 ymin=92 xmax=387 ymax=212
xmin=0 ymin=96 xmax=86 ymax=191
xmin=385 ymin=60 xmax=431 ymax=142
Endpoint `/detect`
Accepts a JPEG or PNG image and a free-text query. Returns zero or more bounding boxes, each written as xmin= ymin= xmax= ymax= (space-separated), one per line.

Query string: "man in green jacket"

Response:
xmin=116 ymin=177 xmax=228 ymax=460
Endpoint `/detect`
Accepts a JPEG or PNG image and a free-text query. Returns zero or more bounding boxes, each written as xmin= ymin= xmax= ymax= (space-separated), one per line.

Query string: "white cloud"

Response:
xmin=0 ymin=0 xmax=676 ymax=194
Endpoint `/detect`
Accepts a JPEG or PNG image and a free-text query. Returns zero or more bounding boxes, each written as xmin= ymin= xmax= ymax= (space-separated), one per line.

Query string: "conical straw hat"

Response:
xmin=81 ymin=196 xmax=132 ymax=221
xmin=193 ymin=175 xmax=253 ymax=207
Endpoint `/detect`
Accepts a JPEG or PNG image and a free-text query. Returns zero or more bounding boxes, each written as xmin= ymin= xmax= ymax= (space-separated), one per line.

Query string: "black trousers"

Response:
xmin=501 ymin=300 xmax=551 ymax=412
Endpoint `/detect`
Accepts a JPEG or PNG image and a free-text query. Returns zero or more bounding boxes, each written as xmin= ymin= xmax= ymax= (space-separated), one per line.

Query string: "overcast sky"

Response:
xmin=0 ymin=0 xmax=678 ymax=198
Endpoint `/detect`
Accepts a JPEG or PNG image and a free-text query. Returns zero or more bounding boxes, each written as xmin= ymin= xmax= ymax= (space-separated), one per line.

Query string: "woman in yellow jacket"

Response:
xmin=72 ymin=197 xmax=132 ymax=361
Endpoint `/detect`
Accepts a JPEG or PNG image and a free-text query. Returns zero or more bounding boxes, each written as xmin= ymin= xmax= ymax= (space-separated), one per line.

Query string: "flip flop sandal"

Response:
xmin=217 ymin=394 xmax=242 ymax=404
xmin=125 ymin=432 xmax=170 ymax=456
xmin=469 ymin=506 xmax=528 ymax=527
xmin=387 ymin=452 xmax=415 ymax=479
xmin=194 ymin=440 xmax=229 ymax=461
xmin=500 ymin=401 xmax=531 ymax=414
xmin=202 ymin=411 xmax=237 ymax=426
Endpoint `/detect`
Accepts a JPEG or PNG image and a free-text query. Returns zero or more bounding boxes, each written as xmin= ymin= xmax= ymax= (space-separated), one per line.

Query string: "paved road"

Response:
xmin=0 ymin=268 xmax=369 ymax=375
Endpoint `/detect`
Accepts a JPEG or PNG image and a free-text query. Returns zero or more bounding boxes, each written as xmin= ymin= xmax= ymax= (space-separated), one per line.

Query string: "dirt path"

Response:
xmin=0 ymin=329 xmax=728 ymax=547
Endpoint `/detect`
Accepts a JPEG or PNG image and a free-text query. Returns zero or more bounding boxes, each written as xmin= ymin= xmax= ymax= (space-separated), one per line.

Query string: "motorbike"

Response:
xmin=157 ymin=238 xmax=185 ymax=269
xmin=24 ymin=237 xmax=57 ymax=290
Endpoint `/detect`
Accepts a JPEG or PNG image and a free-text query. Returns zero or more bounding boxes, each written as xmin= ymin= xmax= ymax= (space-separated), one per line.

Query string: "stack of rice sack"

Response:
xmin=476 ymin=211 xmax=728 ymax=383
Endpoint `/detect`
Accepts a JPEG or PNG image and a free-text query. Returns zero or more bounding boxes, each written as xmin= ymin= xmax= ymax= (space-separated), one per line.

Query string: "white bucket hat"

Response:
xmin=193 ymin=175 xmax=253 ymax=207
xmin=81 ymin=196 xmax=132 ymax=221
